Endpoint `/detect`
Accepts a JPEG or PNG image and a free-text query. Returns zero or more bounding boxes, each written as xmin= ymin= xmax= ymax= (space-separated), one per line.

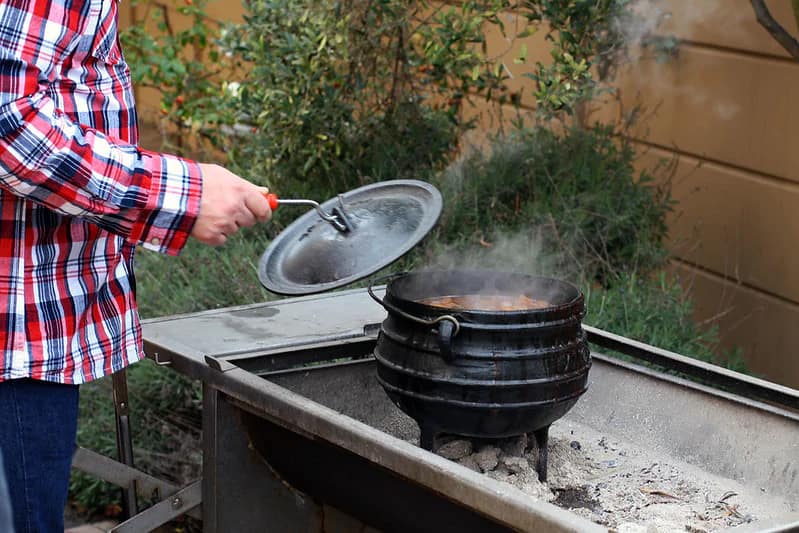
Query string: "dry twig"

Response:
xmin=719 ymin=491 xmax=738 ymax=503
xmin=639 ymin=487 xmax=681 ymax=500
xmin=750 ymin=0 xmax=799 ymax=60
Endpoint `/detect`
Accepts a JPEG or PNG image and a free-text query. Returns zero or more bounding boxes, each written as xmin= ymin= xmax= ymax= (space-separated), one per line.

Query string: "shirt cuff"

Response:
xmin=129 ymin=151 xmax=203 ymax=255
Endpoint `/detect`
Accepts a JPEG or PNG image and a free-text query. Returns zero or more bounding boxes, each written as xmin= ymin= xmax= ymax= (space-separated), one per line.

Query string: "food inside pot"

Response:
xmin=418 ymin=294 xmax=550 ymax=311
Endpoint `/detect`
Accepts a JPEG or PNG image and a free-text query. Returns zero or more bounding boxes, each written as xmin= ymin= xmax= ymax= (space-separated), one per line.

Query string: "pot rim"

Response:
xmin=384 ymin=269 xmax=585 ymax=325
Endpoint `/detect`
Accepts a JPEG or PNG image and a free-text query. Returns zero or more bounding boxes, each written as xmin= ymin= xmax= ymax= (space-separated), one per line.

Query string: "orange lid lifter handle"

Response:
xmin=264 ymin=192 xmax=279 ymax=211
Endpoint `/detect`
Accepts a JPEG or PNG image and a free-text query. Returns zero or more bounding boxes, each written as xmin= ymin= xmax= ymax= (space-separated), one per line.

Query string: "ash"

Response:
xmin=431 ymin=420 xmax=793 ymax=533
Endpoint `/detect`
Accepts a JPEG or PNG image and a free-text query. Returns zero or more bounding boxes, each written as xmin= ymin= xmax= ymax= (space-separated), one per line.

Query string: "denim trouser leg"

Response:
xmin=0 ymin=379 xmax=80 ymax=533
xmin=0 ymin=449 xmax=14 ymax=533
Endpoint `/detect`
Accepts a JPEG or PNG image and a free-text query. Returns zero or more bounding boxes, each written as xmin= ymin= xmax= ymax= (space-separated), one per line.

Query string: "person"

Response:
xmin=0 ymin=1 xmax=272 ymax=531
xmin=0 ymin=451 xmax=12 ymax=533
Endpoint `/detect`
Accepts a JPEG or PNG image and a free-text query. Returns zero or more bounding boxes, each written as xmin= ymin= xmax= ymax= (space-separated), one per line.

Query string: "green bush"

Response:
xmin=584 ymin=271 xmax=746 ymax=371
xmin=414 ymin=123 xmax=674 ymax=285
xmin=221 ymin=0 xmax=506 ymax=204
xmin=122 ymin=0 xmax=644 ymax=190
xmin=121 ymin=0 xmax=238 ymax=156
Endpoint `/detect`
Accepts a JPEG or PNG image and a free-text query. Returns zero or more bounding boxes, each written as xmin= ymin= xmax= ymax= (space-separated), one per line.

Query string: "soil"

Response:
xmin=424 ymin=420 xmax=796 ymax=533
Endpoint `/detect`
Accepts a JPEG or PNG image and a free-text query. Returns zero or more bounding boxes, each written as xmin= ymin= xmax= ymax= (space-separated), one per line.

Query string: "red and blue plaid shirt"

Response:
xmin=0 ymin=0 xmax=202 ymax=383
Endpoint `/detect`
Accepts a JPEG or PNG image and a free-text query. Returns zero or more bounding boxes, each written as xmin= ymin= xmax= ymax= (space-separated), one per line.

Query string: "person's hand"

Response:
xmin=191 ymin=164 xmax=272 ymax=246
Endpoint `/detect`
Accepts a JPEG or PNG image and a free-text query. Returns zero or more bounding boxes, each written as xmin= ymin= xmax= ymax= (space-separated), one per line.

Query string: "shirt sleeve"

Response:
xmin=0 ymin=5 xmax=202 ymax=256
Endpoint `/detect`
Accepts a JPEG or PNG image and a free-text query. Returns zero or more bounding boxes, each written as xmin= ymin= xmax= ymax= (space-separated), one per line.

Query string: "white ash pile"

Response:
xmin=435 ymin=434 xmax=555 ymax=502
xmin=432 ymin=425 xmax=790 ymax=533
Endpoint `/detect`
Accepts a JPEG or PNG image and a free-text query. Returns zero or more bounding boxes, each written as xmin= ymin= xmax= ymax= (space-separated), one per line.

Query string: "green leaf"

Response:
xmin=471 ymin=65 xmax=481 ymax=81
xmin=514 ymin=43 xmax=528 ymax=64
xmin=317 ymin=34 xmax=328 ymax=53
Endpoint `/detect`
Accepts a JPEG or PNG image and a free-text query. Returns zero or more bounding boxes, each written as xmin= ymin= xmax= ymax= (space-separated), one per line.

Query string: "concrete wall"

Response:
xmin=120 ymin=1 xmax=799 ymax=388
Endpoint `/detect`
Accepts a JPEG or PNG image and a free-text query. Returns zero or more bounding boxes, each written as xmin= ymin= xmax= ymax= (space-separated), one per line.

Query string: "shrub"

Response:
xmin=415 ymin=123 xmax=674 ymax=285
xmin=121 ymin=0 xmax=238 ymax=156
xmin=122 ymin=0 xmax=646 ymax=192
xmin=220 ymin=0 xmax=508 ymax=206
xmin=584 ymin=270 xmax=746 ymax=371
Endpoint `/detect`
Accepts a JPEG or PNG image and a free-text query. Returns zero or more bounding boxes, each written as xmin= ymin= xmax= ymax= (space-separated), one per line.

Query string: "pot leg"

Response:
xmin=419 ymin=426 xmax=438 ymax=452
xmin=532 ymin=426 xmax=550 ymax=483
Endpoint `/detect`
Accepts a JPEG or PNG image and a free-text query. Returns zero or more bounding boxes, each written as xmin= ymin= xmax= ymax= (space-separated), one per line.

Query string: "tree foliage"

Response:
xmin=122 ymin=0 xmax=641 ymax=190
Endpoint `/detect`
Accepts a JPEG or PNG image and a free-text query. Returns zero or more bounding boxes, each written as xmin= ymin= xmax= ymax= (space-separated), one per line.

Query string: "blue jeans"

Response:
xmin=0 ymin=449 xmax=14 ymax=533
xmin=0 ymin=378 xmax=80 ymax=533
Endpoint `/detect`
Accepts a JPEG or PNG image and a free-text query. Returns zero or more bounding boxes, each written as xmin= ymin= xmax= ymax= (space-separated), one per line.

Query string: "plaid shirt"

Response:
xmin=0 ymin=0 xmax=202 ymax=384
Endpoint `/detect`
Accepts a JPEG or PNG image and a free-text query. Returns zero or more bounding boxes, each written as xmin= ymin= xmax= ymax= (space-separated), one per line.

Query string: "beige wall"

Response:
xmin=598 ymin=0 xmax=799 ymax=388
xmin=121 ymin=1 xmax=799 ymax=388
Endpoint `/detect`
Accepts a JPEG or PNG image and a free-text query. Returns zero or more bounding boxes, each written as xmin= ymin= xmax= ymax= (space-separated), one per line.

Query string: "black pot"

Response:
xmin=370 ymin=270 xmax=591 ymax=480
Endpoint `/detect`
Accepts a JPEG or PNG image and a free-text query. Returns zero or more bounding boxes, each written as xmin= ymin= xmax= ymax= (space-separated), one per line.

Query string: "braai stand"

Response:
xmin=72 ymin=288 xmax=799 ymax=533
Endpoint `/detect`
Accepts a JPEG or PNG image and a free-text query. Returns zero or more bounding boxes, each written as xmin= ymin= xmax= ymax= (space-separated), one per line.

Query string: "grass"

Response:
xmin=70 ymin=361 xmax=202 ymax=524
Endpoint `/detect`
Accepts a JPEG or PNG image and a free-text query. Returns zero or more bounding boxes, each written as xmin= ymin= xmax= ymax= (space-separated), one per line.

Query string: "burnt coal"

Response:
xmin=553 ymin=486 xmax=601 ymax=511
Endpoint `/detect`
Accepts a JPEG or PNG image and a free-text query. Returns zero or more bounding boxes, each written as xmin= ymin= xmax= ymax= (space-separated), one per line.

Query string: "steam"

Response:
xmin=422 ymin=228 xmax=573 ymax=280
xmin=612 ymin=0 xmax=743 ymax=121
xmin=620 ymin=0 xmax=748 ymax=56
xmin=617 ymin=0 xmax=672 ymax=62
xmin=406 ymin=149 xmax=587 ymax=305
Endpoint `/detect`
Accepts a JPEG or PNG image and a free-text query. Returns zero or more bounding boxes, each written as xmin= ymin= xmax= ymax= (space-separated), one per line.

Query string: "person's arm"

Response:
xmin=0 ymin=8 xmax=201 ymax=255
xmin=0 ymin=5 xmax=271 ymax=251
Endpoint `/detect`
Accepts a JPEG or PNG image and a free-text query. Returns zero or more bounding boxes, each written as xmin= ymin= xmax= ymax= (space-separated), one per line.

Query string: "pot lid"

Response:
xmin=258 ymin=179 xmax=442 ymax=295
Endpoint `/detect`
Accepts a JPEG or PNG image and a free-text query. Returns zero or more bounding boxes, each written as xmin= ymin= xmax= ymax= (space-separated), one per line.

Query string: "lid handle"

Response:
xmin=261 ymin=192 xmax=352 ymax=233
xmin=264 ymin=193 xmax=279 ymax=211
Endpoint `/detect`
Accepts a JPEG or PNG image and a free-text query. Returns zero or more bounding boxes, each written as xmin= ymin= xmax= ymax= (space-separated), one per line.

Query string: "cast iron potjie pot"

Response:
xmin=370 ymin=270 xmax=591 ymax=481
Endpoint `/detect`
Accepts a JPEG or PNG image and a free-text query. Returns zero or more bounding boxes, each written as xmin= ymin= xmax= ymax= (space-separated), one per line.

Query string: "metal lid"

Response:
xmin=258 ymin=180 xmax=442 ymax=295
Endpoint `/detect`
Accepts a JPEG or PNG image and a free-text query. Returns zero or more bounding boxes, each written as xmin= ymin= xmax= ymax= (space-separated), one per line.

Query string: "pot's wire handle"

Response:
xmin=367 ymin=275 xmax=461 ymax=358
